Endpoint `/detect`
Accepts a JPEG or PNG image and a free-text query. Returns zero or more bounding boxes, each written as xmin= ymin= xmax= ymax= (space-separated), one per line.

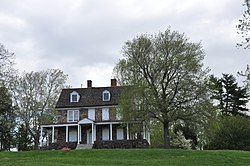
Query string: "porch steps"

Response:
xmin=75 ymin=144 xmax=93 ymax=150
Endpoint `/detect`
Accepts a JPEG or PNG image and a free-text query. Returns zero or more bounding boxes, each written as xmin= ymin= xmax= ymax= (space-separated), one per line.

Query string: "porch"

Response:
xmin=40 ymin=118 xmax=150 ymax=149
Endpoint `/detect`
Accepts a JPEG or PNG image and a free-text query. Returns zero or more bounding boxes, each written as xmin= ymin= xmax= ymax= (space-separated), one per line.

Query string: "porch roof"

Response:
xmin=78 ymin=118 xmax=94 ymax=124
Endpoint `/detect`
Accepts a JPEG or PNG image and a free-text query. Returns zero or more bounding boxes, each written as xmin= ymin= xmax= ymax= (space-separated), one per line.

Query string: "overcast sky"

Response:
xmin=0 ymin=0 xmax=249 ymax=88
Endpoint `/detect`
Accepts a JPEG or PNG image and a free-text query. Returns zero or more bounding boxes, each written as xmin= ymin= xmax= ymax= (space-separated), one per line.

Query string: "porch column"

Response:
xmin=110 ymin=123 xmax=113 ymax=140
xmin=77 ymin=124 xmax=80 ymax=144
xmin=52 ymin=126 xmax=55 ymax=143
xmin=147 ymin=126 xmax=151 ymax=144
xmin=143 ymin=123 xmax=146 ymax=139
xmin=46 ymin=132 xmax=49 ymax=146
xmin=40 ymin=126 xmax=43 ymax=146
xmin=80 ymin=125 xmax=82 ymax=142
xmin=126 ymin=123 xmax=129 ymax=140
xmin=93 ymin=124 xmax=96 ymax=141
xmin=66 ymin=126 xmax=68 ymax=142
xmin=91 ymin=123 xmax=94 ymax=144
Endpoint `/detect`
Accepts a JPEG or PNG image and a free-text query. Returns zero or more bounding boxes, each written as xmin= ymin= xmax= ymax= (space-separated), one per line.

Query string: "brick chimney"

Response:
xmin=87 ymin=80 xmax=92 ymax=88
xmin=111 ymin=79 xmax=117 ymax=87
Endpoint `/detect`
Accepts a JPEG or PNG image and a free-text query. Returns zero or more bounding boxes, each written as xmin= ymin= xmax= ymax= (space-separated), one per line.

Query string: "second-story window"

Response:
xmin=88 ymin=108 xmax=95 ymax=120
xmin=102 ymin=90 xmax=110 ymax=101
xmin=70 ymin=91 xmax=80 ymax=102
xmin=67 ymin=110 xmax=79 ymax=122
xmin=102 ymin=108 xmax=109 ymax=120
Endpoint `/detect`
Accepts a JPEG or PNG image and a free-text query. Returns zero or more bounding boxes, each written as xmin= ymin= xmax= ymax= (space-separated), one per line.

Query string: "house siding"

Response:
xmin=80 ymin=109 xmax=88 ymax=120
xmin=57 ymin=127 xmax=66 ymax=144
xmin=95 ymin=108 xmax=102 ymax=121
xmin=57 ymin=110 xmax=67 ymax=123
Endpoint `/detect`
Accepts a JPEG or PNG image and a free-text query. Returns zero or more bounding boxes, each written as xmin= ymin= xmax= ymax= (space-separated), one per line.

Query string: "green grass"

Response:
xmin=0 ymin=149 xmax=250 ymax=166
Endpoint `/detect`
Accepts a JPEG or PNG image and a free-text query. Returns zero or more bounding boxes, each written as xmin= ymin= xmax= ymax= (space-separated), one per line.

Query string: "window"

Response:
xmin=88 ymin=109 xmax=95 ymax=120
xmin=70 ymin=91 xmax=80 ymax=102
xmin=102 ymin=90 xmax=110 ymax=101
xmin=102 ymin=108 xmax=109 ymax=120
xmin=117 ymin=128 xmax=124 ymax=140
xmin=102 ymin=128 xmax=109 ymax=140
xmin=69 ymin=129 xmax=77 ymax=142
xmin=67 ymin=110 xmax=79 ymax=122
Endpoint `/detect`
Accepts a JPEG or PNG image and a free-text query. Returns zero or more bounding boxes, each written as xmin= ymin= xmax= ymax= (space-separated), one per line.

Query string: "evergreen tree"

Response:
xmin=209 ymin=74 xmax=249 ymax=116
xmin=16 ymin=124 xmax=32 ymax=151
xmin=0 ymin=86 xmax=16 ymax=151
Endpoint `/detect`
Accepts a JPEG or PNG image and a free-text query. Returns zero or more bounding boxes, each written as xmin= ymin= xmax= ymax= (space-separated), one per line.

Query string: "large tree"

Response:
xmin=209 ymin=74 xmax=249 ymax=116
xmin=114 ymin=29 xmax=210 ymax=148
xmin=11 ymin=69 xmax=68 ymax=150
xmin=237 ymin=0 xmax=250 ymax=49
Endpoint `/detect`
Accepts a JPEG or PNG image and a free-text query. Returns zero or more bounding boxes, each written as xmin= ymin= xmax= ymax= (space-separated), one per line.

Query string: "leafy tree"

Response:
xmin=11 ymin=69 xmax=68 ymax=150
xmin=114 ymin=28 xmax=210 ymax=148
xmin=209 ymin=74 xmax=249 ymax=116
xmin=173 ymin=122 xmax=198 ymax=149
xmin=0 ymin=44 xmax=15 ymax=85
xmin=171 ymin=130 xmax=192 ymax=149
xmin=0 ymin=86 xmax=16 ymax=151
xmin=237 ymin=0 xmax=250 ymax=48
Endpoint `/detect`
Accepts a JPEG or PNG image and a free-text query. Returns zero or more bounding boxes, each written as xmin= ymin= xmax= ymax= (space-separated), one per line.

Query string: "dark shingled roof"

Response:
xmin=55 ymin=86 xmax=123 ymax=108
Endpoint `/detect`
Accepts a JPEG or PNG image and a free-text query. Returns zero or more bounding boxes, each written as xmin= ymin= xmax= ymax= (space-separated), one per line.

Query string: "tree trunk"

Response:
xmin=163 ymin=122 xmax=171 ymax=149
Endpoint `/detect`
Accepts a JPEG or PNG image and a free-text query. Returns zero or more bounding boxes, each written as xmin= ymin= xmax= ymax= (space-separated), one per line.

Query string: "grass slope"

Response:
xmin=0 ymin=149 xmax=250 ymax=166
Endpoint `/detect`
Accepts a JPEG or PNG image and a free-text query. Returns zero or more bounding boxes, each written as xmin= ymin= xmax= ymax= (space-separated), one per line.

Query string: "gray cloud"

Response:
xmin=0 ymin=0 xmax=249 ymax=87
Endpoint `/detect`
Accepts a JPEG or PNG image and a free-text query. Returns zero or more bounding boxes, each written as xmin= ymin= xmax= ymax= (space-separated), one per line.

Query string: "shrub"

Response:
xmin=207 ymin=115 xmax=250 ymax=151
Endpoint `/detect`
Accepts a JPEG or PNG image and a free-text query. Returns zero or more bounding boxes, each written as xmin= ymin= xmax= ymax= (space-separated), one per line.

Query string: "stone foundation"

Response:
xmin=93 ymin=139 xmax=149 ymax=149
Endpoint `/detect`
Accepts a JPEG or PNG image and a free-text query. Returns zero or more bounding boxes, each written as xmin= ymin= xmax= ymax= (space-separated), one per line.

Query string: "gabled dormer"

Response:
xmin=102 ymin=90 xmax=110 ymax=101
xmin=70 ymin=91 xmax=80 ymax=102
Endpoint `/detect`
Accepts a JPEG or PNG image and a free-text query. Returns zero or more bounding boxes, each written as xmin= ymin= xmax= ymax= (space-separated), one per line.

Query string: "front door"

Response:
xmin=87 ymin=129 xmax=92 ymax=144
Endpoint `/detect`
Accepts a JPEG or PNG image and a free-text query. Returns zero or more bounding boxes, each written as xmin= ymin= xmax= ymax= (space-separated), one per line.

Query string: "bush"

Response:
xmin=207 ymin=115 xmax=250 ymax=151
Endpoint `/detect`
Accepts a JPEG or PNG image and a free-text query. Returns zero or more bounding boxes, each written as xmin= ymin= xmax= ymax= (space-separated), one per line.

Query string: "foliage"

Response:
xmin=0 ymin=86 xmax=16 ymax=151
xmin=237 ymin=0 xmax=250 ymax=49
xmin=0 ymin=44 xmax=15 ymax=85
xmin=238 ymin=65 xmax=250 ymax=88
xmin=16 ymin=124 xmax=32 ymax=151
xmin=207 ymin=115 xmax=250 ymax=151
xmin=173 ymin=122 xmax=197 ymax=149
xmin=150 ymin=121 xmax=164 ymax=148
xmin=171 ymin=130 xmax=192 ymax=149
xmin=1 ymin=149 xmax=250 ymax=166
xmin=11 ymin=69 xmax=68 ymax=150
xmin=209 ymin=74 xmax=249 ymax=116
xmin=114 ymin=28 xmax=210 ymax=148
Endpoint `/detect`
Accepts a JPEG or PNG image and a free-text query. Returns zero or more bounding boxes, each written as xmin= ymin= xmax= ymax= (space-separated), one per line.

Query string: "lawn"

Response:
xmin=0 ymin=149 xmax=250 ymax=166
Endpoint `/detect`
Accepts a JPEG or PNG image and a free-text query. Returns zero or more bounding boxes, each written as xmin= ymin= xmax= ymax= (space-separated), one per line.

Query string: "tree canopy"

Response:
xmin=114 ymin=28 xmax=210 ymax=148
xmin=0 ymin=44 xmax=15 ymax=85
xmin=11 ymin=69 xmax=68 ymax=150
xmin=0 ymin=86 xmax=15 ymax=151
xmin=237 ymin=0 xmax=250 ymax=49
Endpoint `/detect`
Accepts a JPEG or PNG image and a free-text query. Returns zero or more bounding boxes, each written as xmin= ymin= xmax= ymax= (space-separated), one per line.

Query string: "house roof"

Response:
xmin=55 ymin=86 xmax=123 ymax=108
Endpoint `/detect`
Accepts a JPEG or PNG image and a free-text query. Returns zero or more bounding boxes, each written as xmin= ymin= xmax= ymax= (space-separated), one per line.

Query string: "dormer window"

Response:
xmin=70 ymin=91 xmax=80 ymax=102
xmin=102 ymin=90 xmax=110 ymax=101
